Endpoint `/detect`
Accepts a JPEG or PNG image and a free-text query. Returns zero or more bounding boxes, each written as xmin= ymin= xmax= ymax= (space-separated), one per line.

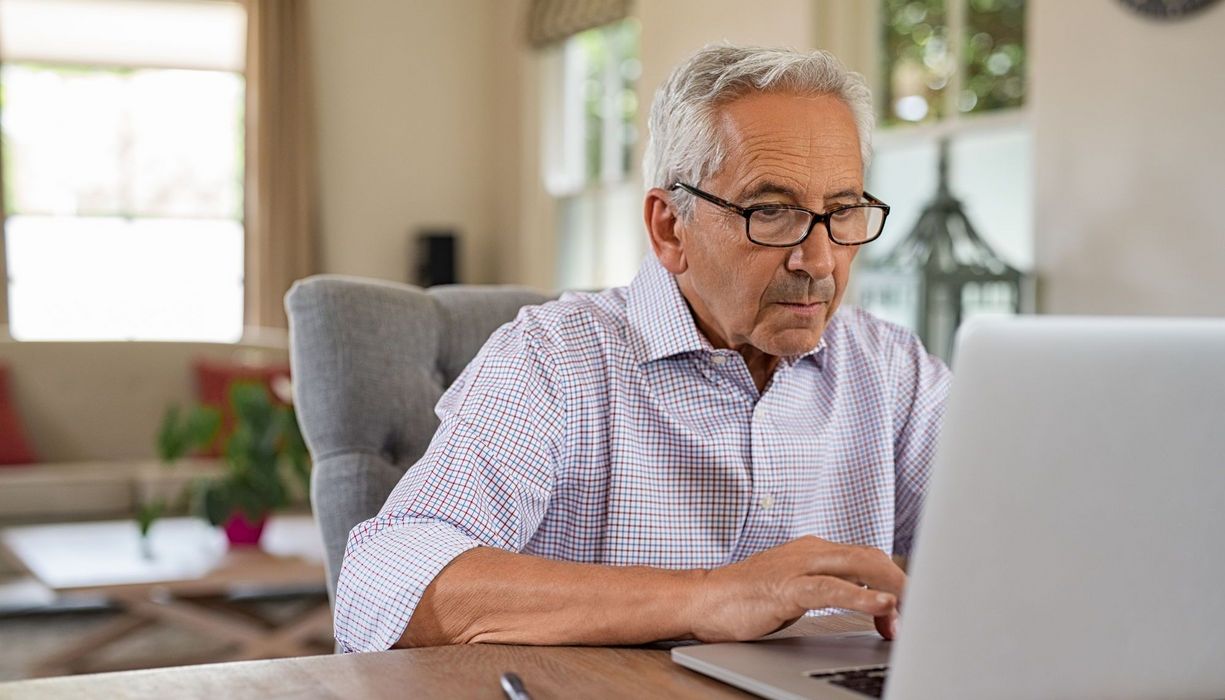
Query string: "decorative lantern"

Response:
xmin=855 ymin=139 xmax=1029 ymax=361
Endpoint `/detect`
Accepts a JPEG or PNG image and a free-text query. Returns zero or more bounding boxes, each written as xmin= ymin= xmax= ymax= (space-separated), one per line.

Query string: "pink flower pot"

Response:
xmin=223 ymin=512 xmax=268 ymax=548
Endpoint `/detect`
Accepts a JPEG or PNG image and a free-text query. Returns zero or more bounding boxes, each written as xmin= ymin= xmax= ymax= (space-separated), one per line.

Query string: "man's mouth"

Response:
xmin=776 ymin=300 xmax=828 ymax=317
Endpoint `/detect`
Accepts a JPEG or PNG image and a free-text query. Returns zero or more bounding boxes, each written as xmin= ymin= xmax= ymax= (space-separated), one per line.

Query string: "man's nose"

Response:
xmin=784 ymin=223 xmax=836 ymax=279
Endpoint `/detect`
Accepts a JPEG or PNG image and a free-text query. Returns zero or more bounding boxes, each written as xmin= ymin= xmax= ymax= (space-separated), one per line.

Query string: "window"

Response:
xmin=542 ymin=19 xmax=642 ymax=290
xmin=0 ymin=0 xmax=246 ymax=341
xmin=879 ymin=0 xmax=1025 ymax=125
xmin=856 ymin=0 xmax=1031 ymax=326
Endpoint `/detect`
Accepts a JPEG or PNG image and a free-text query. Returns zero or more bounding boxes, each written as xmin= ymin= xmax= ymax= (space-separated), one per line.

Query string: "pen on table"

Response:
xmin=499 ymin=671 xmax=534 ymax=700
xmin=500 ymin=671 xmax=533 ymax=700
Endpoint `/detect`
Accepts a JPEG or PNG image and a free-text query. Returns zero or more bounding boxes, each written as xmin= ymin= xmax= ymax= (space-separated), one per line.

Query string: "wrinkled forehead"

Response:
xmin=708 ymin=91 xmax=864 ymax=204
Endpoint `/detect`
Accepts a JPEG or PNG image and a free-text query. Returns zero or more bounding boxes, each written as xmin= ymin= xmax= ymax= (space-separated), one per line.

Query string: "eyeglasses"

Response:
xmin=670 ymin=183 xmax=890 ymax=247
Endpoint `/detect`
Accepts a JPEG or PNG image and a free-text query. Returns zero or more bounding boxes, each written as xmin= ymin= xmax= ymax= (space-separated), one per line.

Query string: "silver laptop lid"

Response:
xmin=888 ymin=316 xmax=1225 ymax=700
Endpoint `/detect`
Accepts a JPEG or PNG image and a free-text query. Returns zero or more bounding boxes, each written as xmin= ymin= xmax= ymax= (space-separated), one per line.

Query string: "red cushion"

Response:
xmin=0 ymin=364 xmax=39 ymax=466
xmin=193 ymin=359 xmax=292 ymax=456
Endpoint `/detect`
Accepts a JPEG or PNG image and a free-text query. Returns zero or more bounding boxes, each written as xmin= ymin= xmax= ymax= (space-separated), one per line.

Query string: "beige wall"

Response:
xmin=488 ymin=0 xmax=551 ymax=291
xmin=308 ymin=0 xmax=500 ymax=285
xmin=633 ymin=0 xmax=820 ymax=194
xmin=1031 ymin=0 xmax=1225 ymax=316
xmin=635 ymin=0 xmax=817 ymax=118
xmin=309 ymin=0 xmax=823 ymax=291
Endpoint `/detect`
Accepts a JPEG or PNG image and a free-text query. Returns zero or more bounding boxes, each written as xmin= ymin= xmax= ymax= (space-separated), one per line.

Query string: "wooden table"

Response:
xmin=0 ymin=615 xmax=875 ymax=699
xmin=0 ymin=515 xmax=332 ymax=677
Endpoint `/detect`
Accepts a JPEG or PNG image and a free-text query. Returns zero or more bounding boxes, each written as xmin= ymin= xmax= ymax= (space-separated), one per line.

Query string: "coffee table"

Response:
xmin=0 ymin=515 xmax=332 ymax=677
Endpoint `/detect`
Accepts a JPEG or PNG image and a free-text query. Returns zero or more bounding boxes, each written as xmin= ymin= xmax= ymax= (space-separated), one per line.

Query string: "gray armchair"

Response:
xmin=285 ymin=275 xmax=554 ymax=602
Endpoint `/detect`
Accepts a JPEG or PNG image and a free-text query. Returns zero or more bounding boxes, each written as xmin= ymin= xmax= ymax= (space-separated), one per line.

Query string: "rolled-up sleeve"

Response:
xmin=333 ymin=319 xmax=568 ymax=652
xmin=889 ymin=331 xmax=952 ymax=558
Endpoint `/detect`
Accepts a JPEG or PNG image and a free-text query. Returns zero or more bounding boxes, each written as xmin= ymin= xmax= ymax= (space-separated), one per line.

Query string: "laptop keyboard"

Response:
xmin=808 ymin=665 xmax=889 ymax=698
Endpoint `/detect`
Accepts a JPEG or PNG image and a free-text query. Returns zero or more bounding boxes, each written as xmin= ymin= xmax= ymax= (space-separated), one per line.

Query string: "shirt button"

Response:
xmin=759 ymin=493 xmax=775 ymax=510
xmin=711 ymin=355 xmax=727 ymax=366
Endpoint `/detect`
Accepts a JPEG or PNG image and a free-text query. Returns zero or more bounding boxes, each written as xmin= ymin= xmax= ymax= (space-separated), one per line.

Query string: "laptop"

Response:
xmin=672 ymin=316 xmax=1225 ymax=699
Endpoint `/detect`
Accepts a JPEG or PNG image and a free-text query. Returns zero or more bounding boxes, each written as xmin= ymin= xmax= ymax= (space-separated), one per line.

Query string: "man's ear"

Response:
xmin=644 ymin=188 xmax=687 ymax=275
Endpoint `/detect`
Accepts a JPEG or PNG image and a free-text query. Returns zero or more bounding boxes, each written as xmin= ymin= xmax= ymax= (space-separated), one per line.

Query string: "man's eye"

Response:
xmin=754 ymin=208 xmax=789 ymax=222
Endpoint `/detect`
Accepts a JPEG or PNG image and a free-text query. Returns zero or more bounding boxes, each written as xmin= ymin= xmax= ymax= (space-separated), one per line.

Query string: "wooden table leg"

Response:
xmin=27 ymin=613 xmax=152 ymax=678
xmin=117 ymin=594 xmax=272 ymax=647
xmin=116 ymin=592 xmax=330 ymax=661
xmin=221 ymin=603 xmax=333 ymax=661
xmin=188 ymin=596 xmax=281 ymax=628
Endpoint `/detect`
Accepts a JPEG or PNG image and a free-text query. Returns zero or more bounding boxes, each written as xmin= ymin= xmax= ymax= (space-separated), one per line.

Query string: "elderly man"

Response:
xmin=334 ymin=45 xmax=950 ymax=653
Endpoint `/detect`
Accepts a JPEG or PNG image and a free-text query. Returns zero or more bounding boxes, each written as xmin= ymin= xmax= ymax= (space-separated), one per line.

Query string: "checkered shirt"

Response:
xmin=334 ymin=255 xmax=951 ymax=652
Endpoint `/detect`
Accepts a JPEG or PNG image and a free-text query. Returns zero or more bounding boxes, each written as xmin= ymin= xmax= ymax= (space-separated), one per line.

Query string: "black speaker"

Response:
xmin=414 ymin=229 xmax=459 ymax=287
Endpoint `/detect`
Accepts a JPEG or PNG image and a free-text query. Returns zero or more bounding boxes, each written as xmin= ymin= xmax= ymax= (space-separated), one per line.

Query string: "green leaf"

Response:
xmin=230 ymin=382 xmax=273 ymax=434
xmin=135 ymin=500 xmax=164 ymax=537
xmin=157 ymin=404 xmax=222 ymax=464
xmin=157 ymin=405 xmax=184 ymax=463
xmin=161 ymin=380 xmax=313 ymax=527
xmin=192 ymin=479 xmax=233 ymax=527
xmin=183 ymin=406 xmax=222 ymax=452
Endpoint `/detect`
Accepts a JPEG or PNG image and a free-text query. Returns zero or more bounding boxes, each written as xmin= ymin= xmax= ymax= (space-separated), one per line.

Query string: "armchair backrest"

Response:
xmin=285 ymin=275 xmax=554 ymax=601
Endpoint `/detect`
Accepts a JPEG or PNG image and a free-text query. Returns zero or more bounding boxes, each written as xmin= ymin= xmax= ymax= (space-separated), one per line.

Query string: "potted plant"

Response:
xmin=152 ymin=381 xmax=310 ymax=548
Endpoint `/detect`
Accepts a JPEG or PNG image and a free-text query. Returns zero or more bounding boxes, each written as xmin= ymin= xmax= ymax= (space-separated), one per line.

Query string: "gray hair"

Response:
xmin=642 ymin=44 xmax=875 ymax=220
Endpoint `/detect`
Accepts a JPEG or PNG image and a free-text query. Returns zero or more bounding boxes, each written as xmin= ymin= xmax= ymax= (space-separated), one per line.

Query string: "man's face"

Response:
xmin=671 ymin=91 xmax=864 ymax=358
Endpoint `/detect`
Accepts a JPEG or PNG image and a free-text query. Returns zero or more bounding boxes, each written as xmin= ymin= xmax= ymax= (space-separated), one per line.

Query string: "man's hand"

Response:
xmin=688 ymin=536 xmax=905 ymax=643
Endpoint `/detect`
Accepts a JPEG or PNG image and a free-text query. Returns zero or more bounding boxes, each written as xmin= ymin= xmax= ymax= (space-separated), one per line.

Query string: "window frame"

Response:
xmin=862 ymin=0 xmax=1032 ymax=263
xmin=0 ymin=45 xmax=247 ymax=342
xmin=541 ymin=19 xmax=644 ymax=291
xmin=841 ymin=0 xmax=1034 ymax=319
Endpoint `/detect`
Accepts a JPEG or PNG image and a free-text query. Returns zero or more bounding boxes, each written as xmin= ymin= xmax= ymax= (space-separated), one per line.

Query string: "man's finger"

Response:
xmin=802 ymin=544 xmax=907 ymax=597
xmin=788 ymin=575 xmax=898 ymax=620
xmin=873 ymin=611 xmax=899 ymax=641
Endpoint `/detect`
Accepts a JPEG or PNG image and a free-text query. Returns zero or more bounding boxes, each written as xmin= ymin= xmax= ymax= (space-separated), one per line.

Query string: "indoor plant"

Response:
xmin=153 ymin=381 xmax=310 ymax=547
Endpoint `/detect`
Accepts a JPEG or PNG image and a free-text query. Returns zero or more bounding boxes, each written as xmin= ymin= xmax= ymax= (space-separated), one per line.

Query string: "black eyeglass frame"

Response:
xmin=669 ymin=182 xmax=891 ymax=247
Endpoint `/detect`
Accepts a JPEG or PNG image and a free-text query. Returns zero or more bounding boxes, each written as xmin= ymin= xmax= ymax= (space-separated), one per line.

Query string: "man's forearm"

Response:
xmin=396 ymin=547 xmax=705 ymax=647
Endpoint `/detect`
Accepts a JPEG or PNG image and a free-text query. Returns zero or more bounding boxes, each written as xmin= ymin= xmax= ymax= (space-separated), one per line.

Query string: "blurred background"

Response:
xmin=3 ymin=0 xmax=1224 ymax=343
xmin=0 ymin=0 xmax=1222 ymax=681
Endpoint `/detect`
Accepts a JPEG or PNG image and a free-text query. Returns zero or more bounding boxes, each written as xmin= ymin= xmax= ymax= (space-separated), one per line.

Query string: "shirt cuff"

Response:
xmin=334 ymin=519 xmax=482 ymax=652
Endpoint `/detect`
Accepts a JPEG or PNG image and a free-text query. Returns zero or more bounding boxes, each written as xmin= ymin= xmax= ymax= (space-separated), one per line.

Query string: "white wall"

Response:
xmin=1031 ymin=0 xmax=1225 ymax=316
xmin=308 ymin=0 xmax=499 ymax=285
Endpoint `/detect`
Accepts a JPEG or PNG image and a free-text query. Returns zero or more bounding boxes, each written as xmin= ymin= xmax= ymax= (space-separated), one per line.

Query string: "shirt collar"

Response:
xmin=627 ymin=255 xmax=711 ymax=364
xmin=793 ymin=334 xmax=829 ymax=370
xmin=626 ymin=255 xmax=829 ymax=369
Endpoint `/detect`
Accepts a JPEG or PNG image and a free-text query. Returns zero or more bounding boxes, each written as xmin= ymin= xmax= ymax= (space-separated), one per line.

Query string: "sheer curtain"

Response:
xmin=243 ymin=0 xmax=318 ymax=330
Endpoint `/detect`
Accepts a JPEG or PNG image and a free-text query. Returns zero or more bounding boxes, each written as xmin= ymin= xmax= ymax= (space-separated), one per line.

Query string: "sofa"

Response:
xmin=0 ymin=329 xmax=290 ymax=525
